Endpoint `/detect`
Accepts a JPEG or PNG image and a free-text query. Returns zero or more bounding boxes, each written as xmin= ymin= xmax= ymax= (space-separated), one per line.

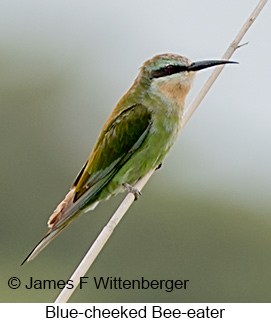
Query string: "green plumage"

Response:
xmin=74 ymin=104 xmax=152 ymax=202
xmin=22 ymin=53 xmax=234 ymax=263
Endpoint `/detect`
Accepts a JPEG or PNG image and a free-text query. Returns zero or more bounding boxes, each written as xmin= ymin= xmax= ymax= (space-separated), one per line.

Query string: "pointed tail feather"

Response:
xmin=21 ymin=227 xmax=65 ymax=265
xmin=21 ymin=188 xmax=100 ymax=265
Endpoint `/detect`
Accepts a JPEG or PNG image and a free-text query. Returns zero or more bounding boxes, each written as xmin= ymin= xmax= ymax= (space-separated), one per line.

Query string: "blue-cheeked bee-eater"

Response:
xmin=22 ymin=53 xmax=236 ymax=264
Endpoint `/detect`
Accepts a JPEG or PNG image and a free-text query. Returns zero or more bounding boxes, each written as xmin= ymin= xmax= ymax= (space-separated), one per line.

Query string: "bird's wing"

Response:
xmin=21 ymin=104 xmax=152 ymax=264
xmin=49 ymin=104 xmax=152 ymax=230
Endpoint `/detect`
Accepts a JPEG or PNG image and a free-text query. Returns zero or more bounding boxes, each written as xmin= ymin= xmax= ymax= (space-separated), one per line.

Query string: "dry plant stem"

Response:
xmin=55 ymin=170 xmax=155 ymax=303
xmin=54 ymin=0 xmax=268 ymax=303
xmin=181 ymin=0 xmax=268 ymax=129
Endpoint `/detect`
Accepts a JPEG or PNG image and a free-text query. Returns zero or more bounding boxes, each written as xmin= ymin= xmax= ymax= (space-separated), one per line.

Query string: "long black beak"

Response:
xmin=188 ymin=60 xmax=238 ymax=72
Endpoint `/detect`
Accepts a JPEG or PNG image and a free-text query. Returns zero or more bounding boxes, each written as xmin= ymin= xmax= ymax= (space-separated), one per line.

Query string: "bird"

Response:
xmin=21 ymin=53 xmax=236 ymax=264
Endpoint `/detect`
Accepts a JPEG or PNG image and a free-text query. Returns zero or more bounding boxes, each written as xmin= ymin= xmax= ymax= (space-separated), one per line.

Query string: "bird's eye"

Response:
xmin=166 ymin=65 xmax=175 ymax=74
xmin=150 ymin=64 xmax=186 ymax=79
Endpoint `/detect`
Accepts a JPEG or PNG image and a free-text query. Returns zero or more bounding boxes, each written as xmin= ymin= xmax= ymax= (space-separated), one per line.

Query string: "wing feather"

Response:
xmin=50 ymin=104 xmax=152 ymax=230
xmin=73 ymin=104 xmax=152 ymax=201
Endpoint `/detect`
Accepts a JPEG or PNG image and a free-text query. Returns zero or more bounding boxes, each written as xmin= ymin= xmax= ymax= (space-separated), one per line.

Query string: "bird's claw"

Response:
xmin=123 ymin=183 xmax=142 ymax=200
xmin=155 ymin=163 xmax=162 ymax=170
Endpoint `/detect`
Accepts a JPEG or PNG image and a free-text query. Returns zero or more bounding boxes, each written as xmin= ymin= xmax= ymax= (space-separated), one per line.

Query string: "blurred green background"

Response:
xmin=1 ymin=0 xmax=271 ymax=302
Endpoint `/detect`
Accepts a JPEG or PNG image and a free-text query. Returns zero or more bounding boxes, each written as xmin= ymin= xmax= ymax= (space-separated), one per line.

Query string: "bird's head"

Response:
xmin=140 ymin=53 xmax=236 ymax=104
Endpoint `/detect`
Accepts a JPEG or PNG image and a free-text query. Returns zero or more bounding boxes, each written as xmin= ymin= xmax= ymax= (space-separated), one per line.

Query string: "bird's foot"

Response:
xmin=123 ymin=183 xmax=142 ymax=200
xmin=155 ymin=163 xmax=162 ymax=171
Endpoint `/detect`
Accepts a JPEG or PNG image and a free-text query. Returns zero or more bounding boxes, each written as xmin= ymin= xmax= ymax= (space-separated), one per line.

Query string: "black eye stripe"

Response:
xmin=150 ymin=64 xmax=187 ymax=79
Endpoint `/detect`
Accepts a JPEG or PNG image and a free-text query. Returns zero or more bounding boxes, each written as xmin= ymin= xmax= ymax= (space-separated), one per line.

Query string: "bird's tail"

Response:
xmin=21 ymin=186 xmax=100 ymax=265
xmin=21 ymin=227 xmax=65 ymax=265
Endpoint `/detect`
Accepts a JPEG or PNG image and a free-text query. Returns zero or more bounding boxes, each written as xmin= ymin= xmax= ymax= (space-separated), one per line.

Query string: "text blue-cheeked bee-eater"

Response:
xmin=22 ymin=53 xmax=236 ymax=264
